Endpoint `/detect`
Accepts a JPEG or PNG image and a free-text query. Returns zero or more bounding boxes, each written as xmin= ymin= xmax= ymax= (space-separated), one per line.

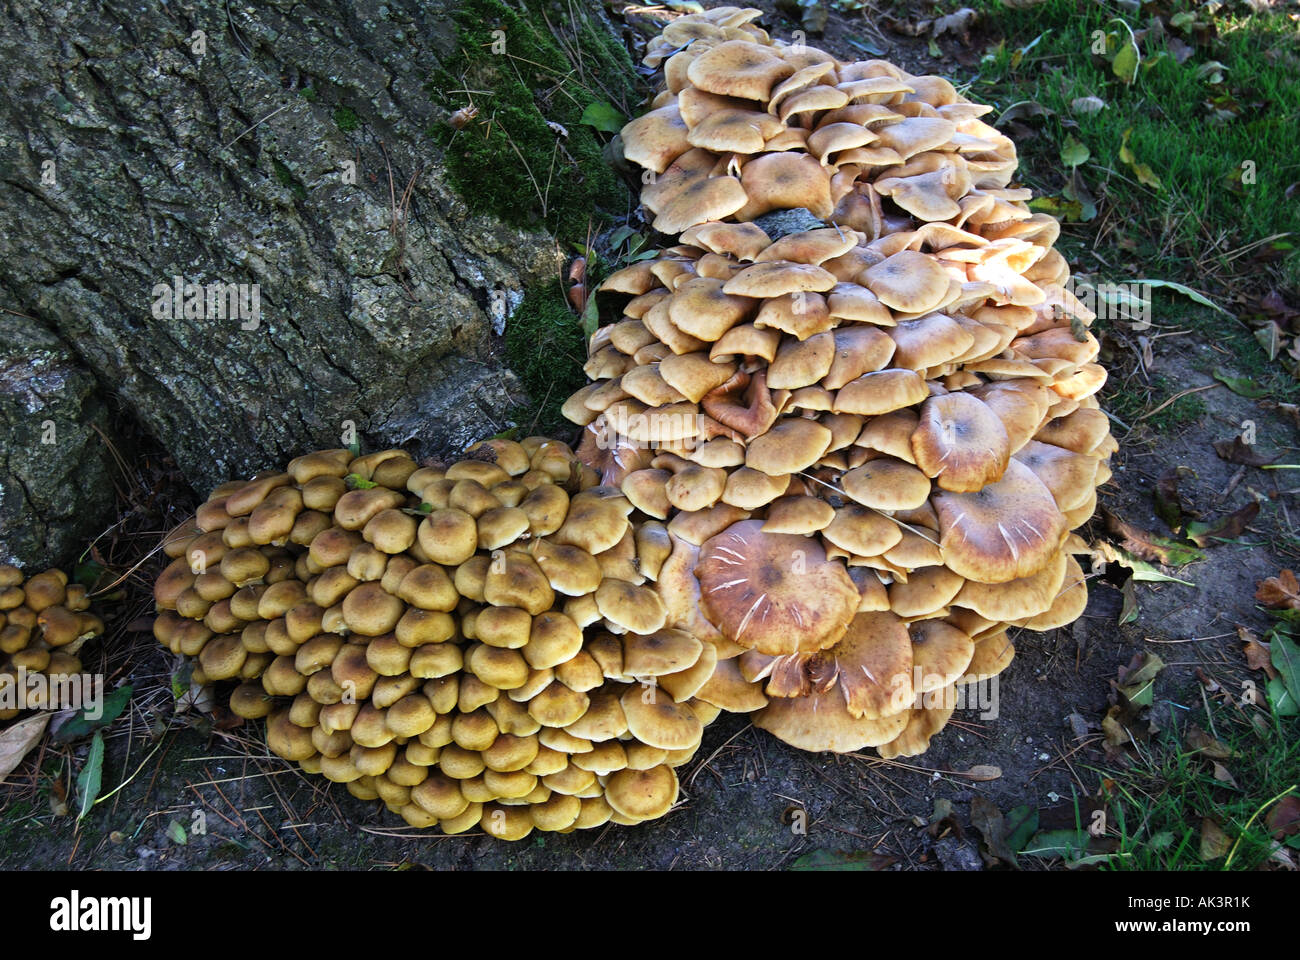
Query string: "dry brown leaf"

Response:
xmin=0 ymin=714 xmax=50 ymax=782
xmin=1239 ymin=627 xmax=1277 ymax=679
xmin=1256 ymin=569 xmax=1300 ymax=610
xmin=1185 ymin=723 xmax=1233 ymax=758
xmin=1213 ymin=436 xmax=1278 ymax=467
xmin=1200 ymin=818 xmax=1231 ymax=860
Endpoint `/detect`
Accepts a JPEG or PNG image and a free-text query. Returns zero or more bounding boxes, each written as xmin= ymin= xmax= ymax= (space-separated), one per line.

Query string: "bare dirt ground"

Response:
xmin=1 ymin=1 xmax=1294 ymax=871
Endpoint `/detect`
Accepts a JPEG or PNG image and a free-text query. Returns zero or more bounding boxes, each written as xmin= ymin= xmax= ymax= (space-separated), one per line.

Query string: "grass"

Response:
xmin=1092 ymin=698 xmax=1298 ymax=870
xmin=961 ymin=0 xmax=1300 ymax=291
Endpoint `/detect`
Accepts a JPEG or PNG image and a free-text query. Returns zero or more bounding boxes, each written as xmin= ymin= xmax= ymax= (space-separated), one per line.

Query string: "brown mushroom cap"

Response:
xmin=755 ymin=685 xmax=910 ymax=752
xmin=933 ymin=458 xmax=1066 ymax=583
xmin=911 ymin=392 xmax=1011 ymax=493
xmin=686 ymin=39 xmax=794 ymax=101
xmin=696 ymin=519 xmax=859 ymax=655
xmin=619 ymin=685 xmax=703 ymax=750
xmin=603 ymin=764 xmax=679 ymax=822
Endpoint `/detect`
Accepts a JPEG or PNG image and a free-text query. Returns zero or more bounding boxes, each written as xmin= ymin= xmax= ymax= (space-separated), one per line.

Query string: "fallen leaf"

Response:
xmin=1004 ymin=805 xmax=1040 ymax=853
xmin=166 ymin=820 xmax=188 ymax=845
xmin=1093 ymin=541 xmax=1195 ymax=584
xmin=790 ymin=849 xmax=897 ymax=871
xmin=1136 ymin=278 xmax=1232 ymax=316
xmin=1256 ymin=569 xmax=1300 ymax=610
xmin=1119 ymin=128 xmax=1161 ymax=187
xmin=52 ymin=684 xmax=133 ymax=741
xmin=1213 ymin=436 xmax=1278 ymax=467
xmin=1265 ymin=795 xmax=1300 ymax=839
xmin=1200 ymin=818 xmax=1231 ymax=860
xmin=1185 ymin=500 xmax=1259 ymax=547
xmin=1241 ymin=629 xmax=1277 ymax=679
xmin=1022 ymin=828 xmax=1090 ymax=859
xmin=1211 ymin=762 xmax=1239 ymax=789
xmin=1255 ymin=322 xmax=1282 ymax=361
xmin=0 ymin=714 xmax=50 ymax=782
xmin=1112 ymin=36 xmax=1140 ymax=84
xmin=76 ymin=730 xmax=105 ymax=820
xmin=997 ymin=100 xmax=1053 ymax=125
xmin=971 ymin=795 xmax=1019 ymax=867
xmin=958 ymin=764 xmax=1003 ymax=781
xmin=1116 ymin=651 xmax=1165 ymax=706
xmin=1212 ymin=369 xmax=1268 ymax=398
xmin=1070 ymin=95 xmax=1106 ymax=114
xmin=1272 ymin=632 xmax=1300 ymax=709
xmin=1103 ymin=509 xmax=1205 ymax=566
xmin=1185 ymin=723 xmax=1232 ymax=758
xmin=1060 ymin=135 xmax=1090 ymax=167
xmin=1119 ymin=579 xmax=1139 ymax=624
xmin=1153 ymin=466 xmax=1194 ymax=533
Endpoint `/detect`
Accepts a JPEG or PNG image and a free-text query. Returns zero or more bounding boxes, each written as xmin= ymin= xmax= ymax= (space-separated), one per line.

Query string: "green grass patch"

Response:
xmin=427 ymin=0 xmax=639 ymax=238
xmin=1094 ymin=702 xmax=1299 ymax=870
xmin=1101 ymin=365 xmax=1206 ymax=434
xmin=963 ymin=0 xmax=1300 ymax=290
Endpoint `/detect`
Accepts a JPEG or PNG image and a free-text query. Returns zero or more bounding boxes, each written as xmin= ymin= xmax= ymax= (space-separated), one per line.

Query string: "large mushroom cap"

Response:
xmin=755 ymin=685 xmax=910 ymax=753
xmin=933 ymin=459 xmax=1066 ymax=584
xmin=695 ymin=519 xmax=859 ymax=655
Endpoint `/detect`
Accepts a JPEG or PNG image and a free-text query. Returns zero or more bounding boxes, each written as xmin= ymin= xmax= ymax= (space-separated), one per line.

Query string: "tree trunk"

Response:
xmin=0 ymin=0 xmax=568 ymax=565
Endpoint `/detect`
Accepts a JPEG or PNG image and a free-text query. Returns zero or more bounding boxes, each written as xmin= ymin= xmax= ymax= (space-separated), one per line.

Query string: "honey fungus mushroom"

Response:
xmin=149 ymin=7 xmax=1116 ymax=826
xmin=151 ymin=443 xmax=748 ymax=837
xmin=0 ymin=565 xmax=104 ymax=726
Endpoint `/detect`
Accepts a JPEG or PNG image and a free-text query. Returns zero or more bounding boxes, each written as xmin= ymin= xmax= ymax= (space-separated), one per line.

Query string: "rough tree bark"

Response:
xmin=0 ymin=0 xmax=569 ymax=566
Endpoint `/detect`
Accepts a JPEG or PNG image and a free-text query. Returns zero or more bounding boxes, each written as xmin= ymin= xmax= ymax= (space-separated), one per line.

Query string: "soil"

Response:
xmin=1 ymin=1 xmax=1294 ymax=871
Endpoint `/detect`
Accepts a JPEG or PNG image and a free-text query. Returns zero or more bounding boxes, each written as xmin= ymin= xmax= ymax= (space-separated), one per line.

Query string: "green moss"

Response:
xmin=427 ymin=0 xmax=638 ymax=237
xmin=272 ymin=158 xmax=307 ymax=201
xmin=300 ymin=86 xmax=318 ymax=102
xmin=333 ymin=106 xmax=360 ymax=131
xmin=505 ymin=280 xmax=588 ymax=437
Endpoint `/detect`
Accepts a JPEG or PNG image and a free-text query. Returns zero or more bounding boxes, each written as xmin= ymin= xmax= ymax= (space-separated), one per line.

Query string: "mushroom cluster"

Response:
xmin=153 ymin=443 xmax=754 ymax=837
xmin=0 ymin=565 xmax=104 ymax=722
xmin=558 ymin=6 xmax=1116 ymax=756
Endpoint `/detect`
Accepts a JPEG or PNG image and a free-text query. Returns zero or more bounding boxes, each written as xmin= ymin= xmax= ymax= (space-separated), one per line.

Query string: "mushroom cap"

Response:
xmin=619 ymin=685 xmax=703 ymax=750
xmin=737 ymin=152 xmax=834 ymax=220
xmin=953 ymin=547 xmax=1068 ymax=621
xmin=877 ymin=692 xmax=957 ymax=759
xmin=603 ymin=764 xmax=680 ymax=822
xmin=686 ymin=39 xmax=794 ymax=101
xmin=841 ymin=457 xmax=932 ymax=511
xmin=861 ymin=250 xmax=952 ymax=314
xmin=887 ymin=564 xmax=964 ymax=619
xmin=811 ymin=610 xmax=914 ymax=719
xmin=907 ymin=619 xmax=975 ymax=692
xmin=755 ymin=685 xmax=910 ymax=752
xmin=911 ymin=392 xmax=1012 ymax=493
xmin=745 ymin=418 xmax=832 ymax=475
xmin=621 ymin=103 xmax=690 ymax=173
xmin=933 ymin=458 xmax=1066 ymax=583
xmin=833 ymin=369 xmax=928 ymax=416
xmin=621 ymin=629 xmax=705 ymax=678
xmin=761 ymin=495 xmax=835 ymax=535
xmin=723 ymin=261 xmax=838 ymax=299
xmin=681 ymin=221 xmax=772 ymax=262
xmin=696 ymin=519 xmax=859 ymax=655
xmin=889 ymin=314 xmax=975 ymax=370
xmin=668 ymin=276 xmax=755 ymax=341
xmin=1016 ymin=554 xmax=1088 ymax=631
xmin=594 ymin=578 xmax=668 ymax=635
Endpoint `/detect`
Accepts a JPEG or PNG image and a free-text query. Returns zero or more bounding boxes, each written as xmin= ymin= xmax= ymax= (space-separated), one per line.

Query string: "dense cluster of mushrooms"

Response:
xmin=149 ymin=6 xmax=1113 ymax=836
xmin=0 ymin=566 xmax=103 ymax=722
xmin=153 ymin=444 xmax=751 ymax=836
xmin=565 ymin=5 xmax=1114 ymax=756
